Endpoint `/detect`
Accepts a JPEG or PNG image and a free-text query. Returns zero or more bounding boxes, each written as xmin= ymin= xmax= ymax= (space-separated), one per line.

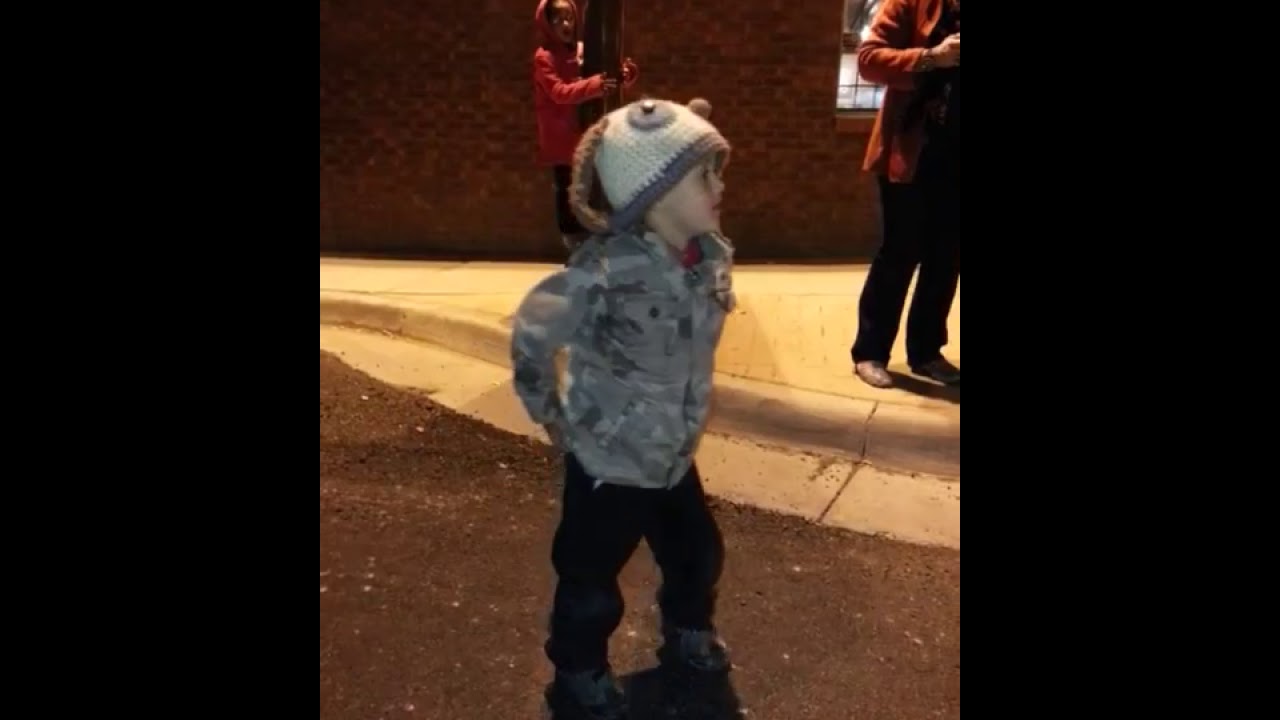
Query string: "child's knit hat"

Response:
xmin=570 ymin=97 xmax=730 ymax=234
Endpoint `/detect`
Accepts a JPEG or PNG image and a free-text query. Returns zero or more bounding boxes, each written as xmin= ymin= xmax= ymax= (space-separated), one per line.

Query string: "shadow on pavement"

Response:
xmin=619 ymin=668 xmax=744 ymax=720
xmin=544 ymin=670 xmax=744 ymax=719
xmin=888 ymin=370 xmax=960 ymax=406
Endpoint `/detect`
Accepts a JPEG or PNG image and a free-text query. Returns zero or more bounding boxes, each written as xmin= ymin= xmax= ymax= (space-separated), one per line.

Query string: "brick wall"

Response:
xmin=320 ymin=0 xmax=882 ymax=260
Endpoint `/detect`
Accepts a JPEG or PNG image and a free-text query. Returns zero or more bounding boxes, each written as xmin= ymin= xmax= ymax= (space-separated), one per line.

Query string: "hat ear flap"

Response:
xmin=687 ymin=98 xmax=728 ymax=171
xmin=569 ymin=117 xmax=611 ymax=234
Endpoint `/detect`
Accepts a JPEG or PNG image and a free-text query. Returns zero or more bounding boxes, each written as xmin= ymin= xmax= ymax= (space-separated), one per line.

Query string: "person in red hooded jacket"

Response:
xmin=533 ymin=0 xmax=637 ymax=255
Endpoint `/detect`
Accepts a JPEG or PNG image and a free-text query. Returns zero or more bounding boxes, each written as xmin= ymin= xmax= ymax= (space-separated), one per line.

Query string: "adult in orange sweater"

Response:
xmin=851 ymin=0 xmax=961 ymax=388
xmin=533 ymin=0 xmax=636 ymax=254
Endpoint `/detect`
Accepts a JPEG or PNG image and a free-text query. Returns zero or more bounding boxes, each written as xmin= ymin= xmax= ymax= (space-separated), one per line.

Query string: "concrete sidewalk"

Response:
xmin=323 ymin=327 xmax=960 ymax=548
xmin=319 ymin=258 xmax=960 ymax=479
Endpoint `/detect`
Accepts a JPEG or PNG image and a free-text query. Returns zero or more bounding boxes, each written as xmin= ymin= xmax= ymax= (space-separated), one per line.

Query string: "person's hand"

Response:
xmin=597 ymin=73 xmax=619 ymax=93
xmin=927 ymin=33 xmax=960 ymax=68
xmin=621 ymin=58 xmax=639 ymax=88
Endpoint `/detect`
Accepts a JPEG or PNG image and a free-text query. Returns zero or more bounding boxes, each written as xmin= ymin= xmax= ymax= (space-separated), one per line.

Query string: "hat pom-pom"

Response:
xmin=688 ymin=98 xmax=712 ymax=119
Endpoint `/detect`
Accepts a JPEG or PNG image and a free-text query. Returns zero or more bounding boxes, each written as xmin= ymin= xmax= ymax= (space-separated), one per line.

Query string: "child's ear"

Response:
xmin=688 ymin=98 xmax=712 ymax=119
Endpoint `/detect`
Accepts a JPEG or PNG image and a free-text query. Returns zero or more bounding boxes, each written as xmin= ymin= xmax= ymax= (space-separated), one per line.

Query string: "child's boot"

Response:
xmin=657 ymin=625 xmax=731 ymax=692
xmin=544 ymin=667 xmax=628 ymax=720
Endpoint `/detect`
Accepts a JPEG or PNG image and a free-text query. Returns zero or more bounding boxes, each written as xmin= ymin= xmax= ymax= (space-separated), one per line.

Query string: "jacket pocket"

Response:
xmin=562 ymin=365 xmax=636 ymax=445
xmin=605 ymin=396 xmax=686 ymax=472
xmin=600 ymin=396 xmax=639 ymax=449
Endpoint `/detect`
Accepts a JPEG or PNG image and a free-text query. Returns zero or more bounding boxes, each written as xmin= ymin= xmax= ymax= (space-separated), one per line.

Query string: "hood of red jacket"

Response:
xmin=535 ymin=0 xmax=581 ymax=52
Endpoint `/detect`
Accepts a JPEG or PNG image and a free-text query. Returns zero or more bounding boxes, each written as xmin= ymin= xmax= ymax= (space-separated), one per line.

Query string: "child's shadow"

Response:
xmin=619 ymin=668 xmax=744 ymax=719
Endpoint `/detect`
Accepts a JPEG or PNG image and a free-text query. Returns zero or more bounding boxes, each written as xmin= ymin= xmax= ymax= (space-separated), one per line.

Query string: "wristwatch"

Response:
xmin=917 ymin=48 xmax=936 ymax=72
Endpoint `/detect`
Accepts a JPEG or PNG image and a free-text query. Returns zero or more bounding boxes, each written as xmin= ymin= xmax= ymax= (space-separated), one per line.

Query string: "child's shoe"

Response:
xmin=657 ymin=626 xmax=731 ymax=678
xmin=544 ymin=668 xmax=628 ymax=720
xmin=657 ymin=626 xmax=733 ymax=714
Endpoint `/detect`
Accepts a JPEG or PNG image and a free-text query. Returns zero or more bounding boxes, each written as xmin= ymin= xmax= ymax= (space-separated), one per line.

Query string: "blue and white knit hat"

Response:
xmin=570 ymin=97 xmax=730 ymax=234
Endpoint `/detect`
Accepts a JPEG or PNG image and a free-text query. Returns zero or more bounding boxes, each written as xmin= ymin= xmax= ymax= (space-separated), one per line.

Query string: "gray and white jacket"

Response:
xmin=510 ymin=230 xmax=735 ymax=489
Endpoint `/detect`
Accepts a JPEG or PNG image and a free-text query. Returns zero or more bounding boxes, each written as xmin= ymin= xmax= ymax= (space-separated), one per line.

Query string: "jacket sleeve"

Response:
xmin=856 ymin=0 xmax=927 ymax=90
xmin=533 ymin=52 xmax=605 ymax=105
xmin=510 ymin=265 xmax=607 ymax=425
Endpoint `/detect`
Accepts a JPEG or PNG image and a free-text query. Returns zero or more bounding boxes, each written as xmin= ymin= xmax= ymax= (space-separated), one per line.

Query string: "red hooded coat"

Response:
xmin=532 ymin=0 xmax=604 ymax=166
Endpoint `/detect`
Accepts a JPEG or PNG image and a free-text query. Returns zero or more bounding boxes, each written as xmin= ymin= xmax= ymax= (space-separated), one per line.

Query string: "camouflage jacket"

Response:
xmin=510 ymin=230 xmax=735 ymax=489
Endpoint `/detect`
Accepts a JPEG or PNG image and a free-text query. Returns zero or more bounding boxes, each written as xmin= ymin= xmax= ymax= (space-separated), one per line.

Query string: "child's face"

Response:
xmin=649 ymin=157 xmax=726 ymax=243
xmin=548 ymin=2 xmax=576 ymax=44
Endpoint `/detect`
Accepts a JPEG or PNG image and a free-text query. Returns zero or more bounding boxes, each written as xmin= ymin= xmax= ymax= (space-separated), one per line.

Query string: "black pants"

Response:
xmin=851 ymin=144 xmax=961 ymax=367
xmin=546 ymin=453 xmax=725 ymax=673
xmin=552 ymin=165 xmax=585 ymax=237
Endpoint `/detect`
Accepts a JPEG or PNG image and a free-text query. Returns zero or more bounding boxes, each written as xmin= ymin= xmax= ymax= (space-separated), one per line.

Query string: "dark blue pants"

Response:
xmin=552 ymin=165 xmax=585 ymax=237
xmin=851 ymin=143 xmax=961 ymax=367
xmin=545 ymin=453 xmax=725 ymax=672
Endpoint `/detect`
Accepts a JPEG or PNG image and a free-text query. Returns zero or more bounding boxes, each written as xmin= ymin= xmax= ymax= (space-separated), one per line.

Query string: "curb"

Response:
xmin=320 ymin=291 xmax=959 ymax=479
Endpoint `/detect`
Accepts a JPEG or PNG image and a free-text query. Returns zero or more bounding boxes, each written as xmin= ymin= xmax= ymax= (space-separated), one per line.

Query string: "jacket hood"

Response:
xmin=535 ymin=0 xmax=581 ymax=48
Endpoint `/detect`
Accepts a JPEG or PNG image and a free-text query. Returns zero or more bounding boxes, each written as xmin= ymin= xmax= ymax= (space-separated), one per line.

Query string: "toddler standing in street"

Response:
xmin=511 ymin=97 xmax=734 ymax=720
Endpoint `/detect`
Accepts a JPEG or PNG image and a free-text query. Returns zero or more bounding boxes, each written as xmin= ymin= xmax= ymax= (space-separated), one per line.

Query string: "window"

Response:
xmin=836 ymin=0 xmax=885 ymax=112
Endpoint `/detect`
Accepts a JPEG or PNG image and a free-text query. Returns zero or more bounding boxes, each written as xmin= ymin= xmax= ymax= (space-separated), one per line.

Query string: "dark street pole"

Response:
xmin=579 ymin=0 xmax=624 ymax=129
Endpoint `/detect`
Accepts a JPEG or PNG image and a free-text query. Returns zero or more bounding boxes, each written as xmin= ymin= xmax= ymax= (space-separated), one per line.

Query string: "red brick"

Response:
xmin=320 ymin=0 xmax=881 ymax=259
